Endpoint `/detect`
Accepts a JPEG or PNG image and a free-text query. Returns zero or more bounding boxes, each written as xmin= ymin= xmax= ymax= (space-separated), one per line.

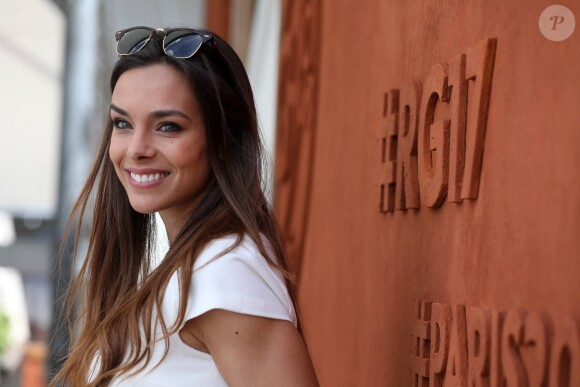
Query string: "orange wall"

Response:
xmin=276 ymin=1 xmax=580 ymax=385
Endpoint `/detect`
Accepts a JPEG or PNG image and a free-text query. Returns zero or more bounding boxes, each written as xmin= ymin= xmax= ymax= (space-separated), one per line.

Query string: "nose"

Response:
xmin=127 ymin=129 xmax=156 ymax=160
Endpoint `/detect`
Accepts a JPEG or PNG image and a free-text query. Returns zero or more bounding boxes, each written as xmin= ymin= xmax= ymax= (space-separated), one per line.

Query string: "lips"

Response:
xmin=130 ymin=171 xmax=169 ymax=183
xmin=125 ymin=168 xmax=170 ymax=187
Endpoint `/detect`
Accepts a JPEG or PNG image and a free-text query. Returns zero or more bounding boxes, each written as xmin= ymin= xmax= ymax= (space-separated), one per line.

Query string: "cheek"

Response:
xmin=108 ymin=140 xmax=124 ymax=175
xmin=175 ymin=141 xmax=208 ymax=171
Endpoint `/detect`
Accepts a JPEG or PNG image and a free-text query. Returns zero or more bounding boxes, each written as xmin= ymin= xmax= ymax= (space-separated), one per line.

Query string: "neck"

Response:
xmin=159 ymin=210 xmax=184 ymax=243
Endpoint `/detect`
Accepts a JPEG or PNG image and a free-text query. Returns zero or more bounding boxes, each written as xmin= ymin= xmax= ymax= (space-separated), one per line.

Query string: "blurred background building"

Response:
xmin=0 ymin=0 xmax=64 ymax=385
xmin=0 ymin=0 xmax=281 ymax=384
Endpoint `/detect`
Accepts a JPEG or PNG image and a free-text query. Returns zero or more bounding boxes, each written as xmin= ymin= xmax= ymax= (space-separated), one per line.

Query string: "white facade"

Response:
xmin=0 ymin=0 xmax=65 ymax=218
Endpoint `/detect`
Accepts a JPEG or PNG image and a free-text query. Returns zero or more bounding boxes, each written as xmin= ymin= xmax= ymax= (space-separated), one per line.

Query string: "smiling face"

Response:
xmin=109 ymin=63 xmax=210 ymax=235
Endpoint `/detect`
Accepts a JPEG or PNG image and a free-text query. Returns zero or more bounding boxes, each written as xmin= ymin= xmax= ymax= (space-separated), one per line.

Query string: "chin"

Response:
xmin=127 ymin=200 xmax=163 ymax=215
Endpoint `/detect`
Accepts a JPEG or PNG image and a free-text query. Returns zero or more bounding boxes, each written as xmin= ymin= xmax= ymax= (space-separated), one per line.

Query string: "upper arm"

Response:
xmin=177 ymin=237 xmax=317 ymax=385
xmin=181 ymin=309 xmax=319 ymax=387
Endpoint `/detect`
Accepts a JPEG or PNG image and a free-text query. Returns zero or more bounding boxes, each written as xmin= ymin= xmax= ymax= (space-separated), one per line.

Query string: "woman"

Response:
xmin=53 ymin=27 xmax=319 ymax=386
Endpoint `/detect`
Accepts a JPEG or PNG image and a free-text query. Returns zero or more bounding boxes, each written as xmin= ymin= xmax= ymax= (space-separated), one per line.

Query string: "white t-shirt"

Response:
xmin=106 ymin=235 xmax=297 ymax=386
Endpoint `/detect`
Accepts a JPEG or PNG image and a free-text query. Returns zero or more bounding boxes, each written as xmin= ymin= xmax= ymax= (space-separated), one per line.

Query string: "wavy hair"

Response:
xmin=52 ymin=30 xmax=299 ymax=386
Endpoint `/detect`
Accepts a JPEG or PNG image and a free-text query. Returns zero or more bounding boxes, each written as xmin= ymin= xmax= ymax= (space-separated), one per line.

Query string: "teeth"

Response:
xmin=130 ymin=172 xmax=168 ymax=183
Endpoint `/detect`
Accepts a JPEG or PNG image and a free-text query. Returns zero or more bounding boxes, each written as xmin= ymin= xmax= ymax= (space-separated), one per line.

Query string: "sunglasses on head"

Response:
xmin=115 ymin=27 xmax=215 ymax=59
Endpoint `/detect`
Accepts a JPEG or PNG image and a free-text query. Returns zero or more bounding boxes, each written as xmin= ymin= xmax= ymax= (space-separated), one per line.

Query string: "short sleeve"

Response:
xmin=180 ymin=236 xmax=297 ymax=327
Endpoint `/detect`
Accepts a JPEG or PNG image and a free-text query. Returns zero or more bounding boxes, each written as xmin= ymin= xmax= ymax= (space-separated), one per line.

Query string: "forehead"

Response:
xmin=111 ymin=64 xmax=199 ymax=113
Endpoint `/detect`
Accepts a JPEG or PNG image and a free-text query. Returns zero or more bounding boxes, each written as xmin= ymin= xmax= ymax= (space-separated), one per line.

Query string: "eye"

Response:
xmin=158 ymin=122 xmax=182 ymax=133
xmin=112 ymin=119 xmax=132 ymax=130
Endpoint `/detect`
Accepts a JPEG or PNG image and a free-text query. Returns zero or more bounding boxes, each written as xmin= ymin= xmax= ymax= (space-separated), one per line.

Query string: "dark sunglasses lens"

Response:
xmin=117 ymin=28 xmax=152 ymax=54
xmin=164 ymin=31 xmax=203 ymax=58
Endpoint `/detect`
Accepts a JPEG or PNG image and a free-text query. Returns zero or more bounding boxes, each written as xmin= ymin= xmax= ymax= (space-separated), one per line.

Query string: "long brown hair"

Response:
xmin=52 ymin=30 xmax=299 ymax=386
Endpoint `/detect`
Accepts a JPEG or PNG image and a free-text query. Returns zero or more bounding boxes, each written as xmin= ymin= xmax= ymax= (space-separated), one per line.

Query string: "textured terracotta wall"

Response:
xmin=207 ymin=0 xmax=230 ymax=40
xmin=275 ymin=1 xmax=580 ymax=385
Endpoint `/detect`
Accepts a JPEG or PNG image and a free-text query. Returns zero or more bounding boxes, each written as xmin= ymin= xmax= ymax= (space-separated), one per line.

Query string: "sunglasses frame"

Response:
xmin=115 ymin=26 xmax=215 ymax=59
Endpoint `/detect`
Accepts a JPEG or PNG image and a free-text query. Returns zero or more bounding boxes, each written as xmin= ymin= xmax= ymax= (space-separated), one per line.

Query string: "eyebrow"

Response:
xmin=110 ymin=103 xmax=192 ymax=121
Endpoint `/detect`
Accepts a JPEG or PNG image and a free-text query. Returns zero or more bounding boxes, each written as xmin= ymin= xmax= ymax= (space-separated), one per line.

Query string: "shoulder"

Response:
xmin=193 ymin=234 xmax=274 ymax=271
xmin=182 ymin=234 xmax=297 ymax=327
